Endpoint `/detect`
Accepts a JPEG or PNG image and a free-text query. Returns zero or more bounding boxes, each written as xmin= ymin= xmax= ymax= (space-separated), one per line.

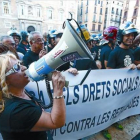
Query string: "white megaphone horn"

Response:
xmin=25 ymin=19 xmax=94 ymax=81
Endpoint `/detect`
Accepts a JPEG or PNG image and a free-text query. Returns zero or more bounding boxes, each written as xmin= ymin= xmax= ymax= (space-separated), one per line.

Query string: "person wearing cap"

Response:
xmin=47 ymin=30 xmax=57 ymax=52
xmin=7 ymin=29 xmax=26 ymax=55
xmin=91 ymin=35 xmax=102 ymax=61
xmin=99 ymin=26 xmax=118 ymax=69
xmin=69 ymin=25 xmax=98 ymax=71
xmin=107 ymin=21 xmax=138 ymax=69
xmin=19 ymin=31 xmax=30 ymax=52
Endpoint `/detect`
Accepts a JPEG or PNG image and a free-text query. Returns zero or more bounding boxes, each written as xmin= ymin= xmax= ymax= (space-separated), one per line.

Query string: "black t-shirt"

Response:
xmin=107 ymin=46 xmax=134 ymax=68
xmin=134 ymin=47 xmax=140 ymax=61
xmin=71 ymin=59 xmax=98 ymax=70
xmin=23 ymin=50 xmax=39 ymax=68
xmin=91 ymin=45 xmax=104 ymax=61
xmin=16 ymin=46 xmax=26 ymax=55
xmin=100 ymin=44 xmax=112 ymax=69
xmin=0 ymin=96 xmax=47 ymax=140
xmin=19 ymin=43 xmax=30 ymax=52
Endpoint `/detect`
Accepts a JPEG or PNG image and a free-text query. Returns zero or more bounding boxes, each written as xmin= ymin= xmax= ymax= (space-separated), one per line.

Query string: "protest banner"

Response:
xmin=25 ymin=69 xmax=140 ymax=140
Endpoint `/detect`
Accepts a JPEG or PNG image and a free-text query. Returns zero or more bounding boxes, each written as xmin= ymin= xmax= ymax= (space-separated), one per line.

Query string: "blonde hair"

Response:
xmin=0 ymin=52 xmax=16 ymax=112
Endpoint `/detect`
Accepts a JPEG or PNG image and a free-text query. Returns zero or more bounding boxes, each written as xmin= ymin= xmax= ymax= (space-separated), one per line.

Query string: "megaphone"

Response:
xmin=25 ymin=20 xmax=94 ymax=81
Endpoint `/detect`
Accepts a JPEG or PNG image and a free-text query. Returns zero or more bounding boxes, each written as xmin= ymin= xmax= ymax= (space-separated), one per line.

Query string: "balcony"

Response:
xmin=124 ymin=7 xmax=128 ymax=11
xmin=18 ymin=14 xmax=43 ymax=21
xmin=110 ymin=19 xmax=120 ymax=23
xmin=98 ymin=21 xmax=102 ymax=24
xmin=93 ymin=20 xmax=97 ymax=23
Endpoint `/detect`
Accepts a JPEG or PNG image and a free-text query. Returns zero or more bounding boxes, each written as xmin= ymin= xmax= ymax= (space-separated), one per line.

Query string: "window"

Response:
xmin=37 ymin=8 xmax=40 ymax=17
xmin=95 ymin=0 xmax=97 ymax=5
xmin=99 ymin=15 xmax=102 ymax=23
xmin=100 ymin=8 xmax=102 ymax=14
xmin=98 ymin=0 xmax=100 ymax=4
xmin=93 ymin=14 xmax=96 ymax=22
xmin=133 ymin=8 xmax=138 ymax=16
xmin=92 ymin=24 xmax=95 ymax=31
xmin=120 ymin=10 xmax=122 ymax=16
xmin=86 ymin=7 xmax=88 ymax=13
xmin=3 ymin=1 xmax=10 ymax=14
xmin=85 ymin=14 xmax=88 ymax=22
xmin=123 ymin=11 xmax=127 ymax=18
xmin=20 ymin=5 xmax=24 ymax=15
xmin=116 ymin=8 xmax=118 ymax=15
xmin=135 ymin=0 xmax=139 ymax=6
xmin=101 ymin=1 xmax=103 ymax=7
xmin=28 ymin=6 xmax=33 ymax=16
xmin=94 ymin=7 xmax=96 ymax=13
xmin=86 ymin=0 xmax=89 ymax=5
xmin=98 ymin=25 xmax=101 ymax=31
xmin=60 ymin=0 xmax=63 ymax=6
xmin=81 ymin=2 xmax=83 ymax=8
xmin=47 ymin=9 xmax=53 ymax=19
xmin=59 ymin=10 xmax=64 ymax=21
xmin=80 ymin=8 xmax=82 ymax=15
xmin=112 ymin=7 xmax=114 ymax=14
xmin=105 ymin=8 xmax=108 ymax=14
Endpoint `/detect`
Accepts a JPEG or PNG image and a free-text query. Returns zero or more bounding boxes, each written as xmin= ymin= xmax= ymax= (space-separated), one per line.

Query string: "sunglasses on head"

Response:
xmin=5 ymin=62 xmax=21 ymax=77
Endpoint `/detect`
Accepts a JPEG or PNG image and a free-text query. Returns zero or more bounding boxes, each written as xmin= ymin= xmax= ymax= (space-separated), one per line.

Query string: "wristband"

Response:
xmin=53 ymin=94 xmax=64 ymax=99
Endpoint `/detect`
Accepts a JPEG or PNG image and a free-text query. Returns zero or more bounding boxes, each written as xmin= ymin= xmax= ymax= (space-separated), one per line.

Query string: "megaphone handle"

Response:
xmin=47 ymin=72 xmax=69 ymax=87
xmin=40 ymin=75 xmax=53 ymax=109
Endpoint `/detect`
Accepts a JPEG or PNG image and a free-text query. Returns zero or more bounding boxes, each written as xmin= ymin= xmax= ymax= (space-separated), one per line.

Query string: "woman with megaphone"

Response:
xmin=0 ymin=52 xmax=66 ymax=140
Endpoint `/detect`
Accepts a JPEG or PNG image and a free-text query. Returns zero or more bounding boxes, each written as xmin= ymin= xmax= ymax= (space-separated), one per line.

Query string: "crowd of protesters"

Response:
xmin=0 ymin=20 xmax=140 ymax=140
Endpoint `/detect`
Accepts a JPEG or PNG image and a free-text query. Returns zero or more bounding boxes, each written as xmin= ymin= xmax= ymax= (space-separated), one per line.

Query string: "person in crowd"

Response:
xmin=0 ymin=43 xmax=19 ymax=59
xmin=92 ymin=34 xmax=97 ymax=47
xmin=7 ymin=29 xmax=26 ymax=55
xmin=129 ymin=33 xmax=140 ymax=65
xmin=47 ymin=30 xmax=57 ymax=52
xmin=43 ymin=32 xmax=49 ymax=47
xmin=100 ymin=26 xmax=118 ymax=69
xmin=23 ymin=31 xmax=46 ymax=68
xmin=107 ymin=21 xmax=138 ymax=69
xmin=91 ymin=35 xmax=102 ymax=61
xmin=69 ymin=25 xmax=98 ymax=71
xmin=96 ymin=26 xmax=118 ymax=140
xmin=19 ymin=31 xmax=30 ymax=52
xmin=0 ymin=52 xmax=66 ymax=140
xmin=0 ymin=36 xmax=23 ymax=61
xmin=104 ymin=21 xmax=139 ymax=140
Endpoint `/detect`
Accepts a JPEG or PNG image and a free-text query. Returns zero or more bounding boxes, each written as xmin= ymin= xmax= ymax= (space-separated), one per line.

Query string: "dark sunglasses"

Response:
xmin=5 ymin=62 xmax=21 ymax=76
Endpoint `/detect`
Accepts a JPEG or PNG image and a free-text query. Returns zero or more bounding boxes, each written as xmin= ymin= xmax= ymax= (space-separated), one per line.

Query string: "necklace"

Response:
xmin=10 ymin=91 xmax=30 ymax=100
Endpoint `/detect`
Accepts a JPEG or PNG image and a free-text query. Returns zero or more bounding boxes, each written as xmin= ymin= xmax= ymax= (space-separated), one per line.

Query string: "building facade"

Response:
xmin=104 ymin=0 xmax=123 ymax=29
xmin=77 ymin=0 xmax=106 ymax=34
xmin=0 ymin=0 xmax=78 ymax=36
xmin=122 ymin=0 xmax=140 ymax=29
xmin=77 ymin=0 xmax=124 ymax=35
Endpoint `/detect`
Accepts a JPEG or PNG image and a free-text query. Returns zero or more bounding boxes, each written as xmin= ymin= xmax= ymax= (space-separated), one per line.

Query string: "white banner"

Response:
xmin=25 ymin=69 xmax=140 ymax=140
